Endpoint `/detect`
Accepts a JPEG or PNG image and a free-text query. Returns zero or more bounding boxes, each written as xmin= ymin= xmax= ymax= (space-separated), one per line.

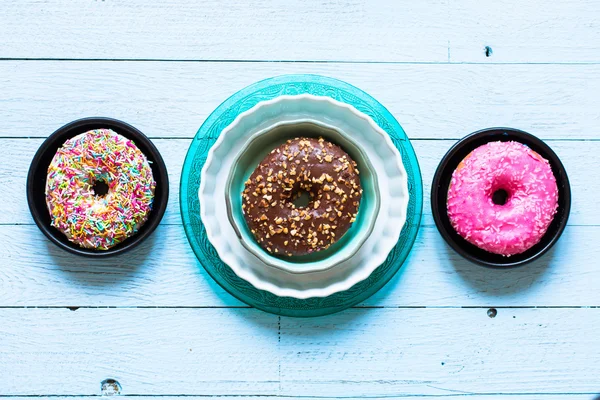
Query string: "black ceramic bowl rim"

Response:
xmin=27 ymin=117 xmax=169 ymax=257
xmin=431 ymin=127 xmax=571 ymax=268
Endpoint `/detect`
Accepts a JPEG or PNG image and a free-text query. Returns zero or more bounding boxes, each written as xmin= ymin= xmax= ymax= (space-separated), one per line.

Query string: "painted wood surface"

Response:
xmin=1 ymin=0 xmax=598 ymax=63
xmin=0 ymin=62 xmax=598 ymax=140
xmin=2 ymin=308 xmax=599 ymax=396
xmin=449 ymin=0 xmax=600 ymax=63
xmin=0 ymin=0 xmax=449 ymax=62
xmin=0 ymin=224 xmax=597 ymax=308
xmin=1 ymin=0 xmax=599 ymax=398
xmin=6 ymin=397 xmax=597 ymax=400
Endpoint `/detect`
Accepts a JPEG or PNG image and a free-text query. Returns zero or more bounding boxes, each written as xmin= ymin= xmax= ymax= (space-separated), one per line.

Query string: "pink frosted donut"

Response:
xmin=447 ymin=141 xmax=559 ymax=256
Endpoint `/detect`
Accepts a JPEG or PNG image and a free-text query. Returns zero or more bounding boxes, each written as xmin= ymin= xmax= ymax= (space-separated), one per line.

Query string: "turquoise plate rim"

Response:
xmin=180 ymin=74 xmax=423 ymax=317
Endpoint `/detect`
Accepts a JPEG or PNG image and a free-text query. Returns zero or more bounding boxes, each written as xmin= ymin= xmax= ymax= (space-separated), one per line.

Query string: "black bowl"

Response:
xmin=27 ymin=117 xmax=169 ymax=257
xmin=431 ymin=127 xmax=571 ymax=268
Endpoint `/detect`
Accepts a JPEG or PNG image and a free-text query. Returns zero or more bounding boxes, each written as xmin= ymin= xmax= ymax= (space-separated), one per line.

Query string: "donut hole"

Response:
xmin=92 ymin=180 xmax=109 ymax=197
xmin=292 ymin=190 xmax=313 ymax=208
xmin=492 ymin=188 xmax=509 ymax=205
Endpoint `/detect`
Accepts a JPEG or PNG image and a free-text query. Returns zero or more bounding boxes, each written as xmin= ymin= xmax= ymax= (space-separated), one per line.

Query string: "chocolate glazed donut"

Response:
xmin=242 ymin=137 xmax=362 ymax=257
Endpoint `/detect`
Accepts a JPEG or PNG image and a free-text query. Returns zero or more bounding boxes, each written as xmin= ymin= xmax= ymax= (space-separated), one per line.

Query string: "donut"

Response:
xmin=447 ymin=141 xmax=559 ymax=256
xmin=242 ymin=137 xmax=362 ymax=257
xmin=45 ymin=129 xmax=156 ymax=250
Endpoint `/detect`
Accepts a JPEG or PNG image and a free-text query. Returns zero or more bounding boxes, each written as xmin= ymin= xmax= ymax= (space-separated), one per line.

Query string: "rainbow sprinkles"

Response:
xmin=45 ymin=129 xmax=156 ymax=250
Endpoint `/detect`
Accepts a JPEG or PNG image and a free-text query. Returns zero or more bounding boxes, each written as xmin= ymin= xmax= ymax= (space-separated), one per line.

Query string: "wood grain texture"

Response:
xmin=0 ymin=308 xmax=278 ymax=396
xmin=279 ymin=308 xmax=600 ymax=397
xmin=0 ymin=224 xmax=245 ymax=307
xmin=1 ymin=1 xmax=599 ymax=397
xmin=1 ymin=308 xmax=598 ymax=396
xmin=0 ymin=0 xmax=449 ymax=62
xmin=0 ymin=224 xmax=596 ymax=307
xmin=5 ymin=397 xmax=596 ymax=400
xmin=449 ymin=0 xmax=600 ymax=63
xmin=4 ymin=138 xmax=595 ymax=226
xmin=1 ymin=0 xmax=598 ymax=63
xmin=0 ymin=61 xmax=598 ymax=140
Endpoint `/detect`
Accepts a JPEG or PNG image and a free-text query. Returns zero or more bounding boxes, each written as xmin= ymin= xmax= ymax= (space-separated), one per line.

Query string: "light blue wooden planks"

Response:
xmin=0 ymin=62 xmax=598 ymax=140
xmin=0 ymin=308 xmax=598 ymax=396
xmin=1 ymin=0 xmax=599 ymax=397
xmin=0 ymin=224 xmax=597 ymax=307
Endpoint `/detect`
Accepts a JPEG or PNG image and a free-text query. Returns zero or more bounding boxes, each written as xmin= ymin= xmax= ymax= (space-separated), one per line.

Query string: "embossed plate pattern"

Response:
xmin=181 ymin=74 xmax=422 ymax=317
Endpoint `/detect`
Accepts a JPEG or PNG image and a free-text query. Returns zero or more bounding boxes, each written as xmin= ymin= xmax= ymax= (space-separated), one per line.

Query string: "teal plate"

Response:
xmin=180 ymin=74 xmax=423 ymax=317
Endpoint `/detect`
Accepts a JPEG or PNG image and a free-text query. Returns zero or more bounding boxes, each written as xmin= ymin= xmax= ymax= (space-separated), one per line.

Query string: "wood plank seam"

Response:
xmin=3 ymin=58 xmax=600 ymax=65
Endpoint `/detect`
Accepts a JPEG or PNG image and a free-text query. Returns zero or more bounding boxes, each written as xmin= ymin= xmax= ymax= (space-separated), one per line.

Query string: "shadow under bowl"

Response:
xmin=226 ymin=120 xmax=380 ymax=274
xmin=27 ymin=117 xmax=169 ymax=257
xmin=431 ymin=127 xmax=571 ymax=268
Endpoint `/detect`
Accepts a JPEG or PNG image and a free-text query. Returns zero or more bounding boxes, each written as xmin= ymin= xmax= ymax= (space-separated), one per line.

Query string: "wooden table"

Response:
xmin=1 ymin=1 xmax=599 ymax=398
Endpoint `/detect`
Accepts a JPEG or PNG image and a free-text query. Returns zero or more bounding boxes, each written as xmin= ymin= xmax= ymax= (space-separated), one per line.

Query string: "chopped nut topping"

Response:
xmin=242 ymin=137 xmax=361 ymax=257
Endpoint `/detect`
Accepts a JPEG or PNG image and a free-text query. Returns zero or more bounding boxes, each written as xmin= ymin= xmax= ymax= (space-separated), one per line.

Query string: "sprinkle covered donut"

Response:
xmin=45 ymin=129 xmax=156 ymax=250
xmin=447 ymin=141 xmax=559 ymax=256
xmin=242 ymin=137 xmax=362 ymax=257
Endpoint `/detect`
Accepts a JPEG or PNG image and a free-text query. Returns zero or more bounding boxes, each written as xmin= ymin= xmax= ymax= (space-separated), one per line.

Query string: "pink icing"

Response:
xmin=447 ymin=141 xmax=559 ymax=256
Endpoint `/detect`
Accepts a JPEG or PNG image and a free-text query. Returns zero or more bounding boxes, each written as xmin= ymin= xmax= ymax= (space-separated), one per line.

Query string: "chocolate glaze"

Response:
xmin=242 ymin=137 xmax=362 ymax=257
